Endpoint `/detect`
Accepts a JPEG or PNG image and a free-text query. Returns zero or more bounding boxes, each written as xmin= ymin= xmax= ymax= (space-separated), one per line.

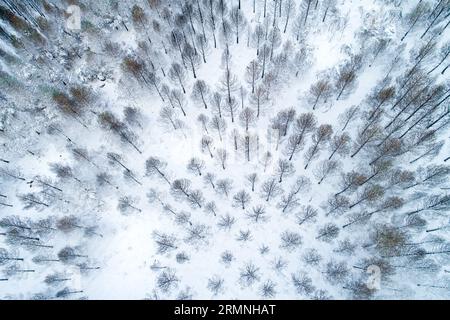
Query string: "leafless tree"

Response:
xmin=157 ymin=269 xmax=179 ymax=293
xmin=246 ymin=173 xmax=258 ymax=192
xmin=338 ymin=105 xmax=359 ymax=131
xmin=276 ymin=159 xmax=295 ymax=183
xmin=153 ymin=232 xmax=178 ymax=254
xmin=277 ymin=176 xmax=311 ymax=213
xmin=314 ymin=160 xmax=341 ymax=184
xmin=187 ymin=157 xmax=205 ymax=176
xmin=308 ymin=79 xmax=332 ymax=110
xmin=334 ymin=54 xmax=363 ymax=100
xmin=209 ymin=116 xmax=227 ymax=141
xmin=118 ymin=196 xmax=142 ymax=214
xmin=201 ymin=136 xmax=214 ymax=158
xmin=285 ymin=113 xmax=317 ymax=160
xmin=297 ymin=205 xmax=318 ymax=225
xmin=280 ymin=231 xmax=302 ymax=251
xmin=249 ymin=85 xmax=269 ymax=118
xmin=239 ymin=107 xmax=256 ymax=131
xmin=304 ymin=124 xmax=333 ymax=169
xmin=207 ymin=276 xmax=224 ymax=295
xmin=303 ymin=248 xmax=322 ymax=266
xmin=260 ymin=178 xmax=283 ymax=202
xmin=239 ymin=262 xmax=260 ymax=286
xmin=192 ymin=80 xmax=210 ymax=109
xmin=204 ymin=172 xmax=216 ymax=189
xmin=170 ymin=89 xmax=188 ymax=117
xmin=210 ymin=92 xmax=223 ymax=118
xmin=168 ymin=62 xmax=187 ymax=93
xmin=182 ymin=43 xmax=200 ymax=78
xmin=316 ymin=223 xmax=339 ymax=242
xmin=216 ymin=148 xmax=228 ymax=169
xmin=350 ymin=126 xmax=382 ymax=158
xmin=246 ymin=205 xmax=268 ymax=223
xmin=217 ymin=214 xmax=236 ymax=231
xmin=292 ymin=272 xmax=314 ymax=295
xmin=216 ymin=179 xmax=233 ymax=197
xmin=400 ymin=1 xmax=430 ymax=41
xmin=246 ymin=60 xmax=261 ymax=94
xmin=146 ymin=156 xmax=171 ymax=185
xmin=197 ymin=114 xmax=209 ymax=134
xmin=224 ymin=96 xmax=239 ymax=123
xmin=230 ymin=6 xmax=247 ymax=43
xmin=233 ymin=190 xmax=251 ymax=209
xmin=349 ymin=184 xmax=384 ymax=209
xmin=326 ymin=195 xmax=350 ymax=217
xmin=324 ymin=260 xmax=349 ymax=284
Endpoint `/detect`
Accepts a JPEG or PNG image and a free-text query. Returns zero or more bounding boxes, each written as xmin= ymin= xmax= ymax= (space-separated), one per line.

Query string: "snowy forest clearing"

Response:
xmin=0 ymin=0 xmax=450 ymax=299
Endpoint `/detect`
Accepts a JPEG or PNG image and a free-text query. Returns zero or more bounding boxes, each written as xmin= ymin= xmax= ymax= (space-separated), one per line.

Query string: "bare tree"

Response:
xmin=283 ymin=0 xmax=296 ymax=33
xmin=326 ymin=195 xmax=350 ymax=217
xmin=57 ymin=247 xmax=87 ymax=264
xmin=118 ymin=196 xmax=142 ymax=214
xmin=192 ymin=80 xmax=210 ymax=109
xmin=246 ymin=60 xmax=261 ymax=94
xmin=157 ymin=269 xmax=179 ymax=293
xmin=209 ymin=116 xmax=227 ymax=141
xmin=304 ymin=124 xmax=333 ymax=169
xmin=324 ymin=260 xmax=349 ymax=284
xmin=211 ymin=92 xmax=223 ymax=118
xmin=338 ymin=105 xmax=359 ymax=131
xmin=349 ymin=184 xmax=384 ymax=209
xmin=246 ymin=173 xmax=258 ymax=192
xmin=217 ymin=214 xmax=236 ymax=230
xmin=197 ymin=113 xmax=209 ymax=133
xmin=277 ymin=176 xmax=311 ymax=213
xmin=170 ymin=89 xmax=189 ymax=117
xmin=292 ymin=272 xmax=314 ymax=295
xmin=334 ymin=54 xmax=363 ymax=100
xmin=297 ymin=205 xmax=318 ymax=225
xmin=168 ymin=62 xmax=187 ymax=94
xmin=216 ymin=179 xmax=233 ymax=197
xmin=350 ymin=126 xmax=381 ymax=158
xmin=249 ymin=85 xmax=269 ymax=118
xmin=239 ymin=262 xmax=260 ymax=286
xmin=239 ymin=107 xmax=256 ymax=131
xmin=246 ymin=205 xmax=268 ymax=223
xmin=314 ymin=160 xmax=341 ymax=184
xmin=328 ymin=133 xmax=351 ymax=160
xmin=230 ymin=6 xmax=247 ymax=43
xmin=203 ymin=172 xmax=216 ymax=189
xmin=182 ymin=43 xmax=200 ymax=78
xmin=260 ymin=178 xmax=283 ymax=202
xmin=277 ymin=159 xmax=295 ymax=183
xmin=146 ymin=157 xmax=171 ymax=185
xmin=280 ymin=231 xmax=302 ymax=251
xmin=233 ymin=190 xmax=251 ymax=209
xmin=224 ymin=96 xmax=239 ymax=123
xmin=207 ymin=276 xmax=224 ymax=295
xmin=153 ymin=232 xmax=178 ymax=254
xmin=187 ymin=157 xmax=205 ymax=176
xmin=400 ymin=1 xmax=430 ymax=41
xmin=285 ymin=113 xmax=317 ymax=161
xmin=216 ymin=148 xmax=228 ymax=169
xmin=316 ymin=223 xmax=339 ymax=242
xmin=308 ymin=79 xmax=332 ymax=110
xmin=201 ymin=136 xmax=214 ymax=158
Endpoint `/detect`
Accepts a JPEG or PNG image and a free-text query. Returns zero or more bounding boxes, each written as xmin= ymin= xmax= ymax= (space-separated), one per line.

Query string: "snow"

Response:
xmin=0 ymin=0 xmax=450 ymax=300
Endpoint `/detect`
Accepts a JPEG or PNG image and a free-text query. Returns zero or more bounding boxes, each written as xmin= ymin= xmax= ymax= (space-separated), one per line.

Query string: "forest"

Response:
xmin=0 ymin=0 xmax=449 ymax=299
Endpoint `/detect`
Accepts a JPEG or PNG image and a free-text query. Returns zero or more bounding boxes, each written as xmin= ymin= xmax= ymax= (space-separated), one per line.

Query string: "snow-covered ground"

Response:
xmin=0 ymin=0 xmax=450 ymax=299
